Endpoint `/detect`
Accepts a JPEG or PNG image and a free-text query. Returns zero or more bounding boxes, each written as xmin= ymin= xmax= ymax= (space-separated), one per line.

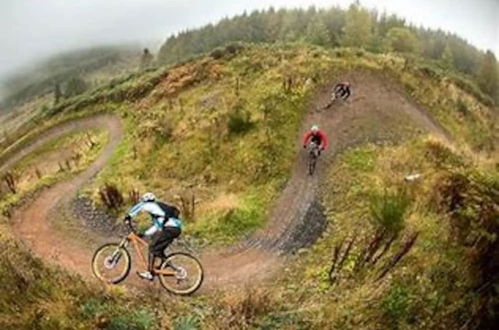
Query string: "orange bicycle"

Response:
xmin=92 ymin=227 xmax=204 ymax=295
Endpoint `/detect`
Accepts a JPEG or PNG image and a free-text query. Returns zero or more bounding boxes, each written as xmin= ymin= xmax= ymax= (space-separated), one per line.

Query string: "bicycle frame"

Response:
xmin=308 ymin=141 xmax=320 ymax=157
xmin=119 ymin=232 xmax=177 ymax=276
xmin=306 ymin=141 xmax=320 ymax=175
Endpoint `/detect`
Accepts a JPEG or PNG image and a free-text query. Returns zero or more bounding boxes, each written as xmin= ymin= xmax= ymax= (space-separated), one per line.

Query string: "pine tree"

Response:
xmin=478 ymin=50 xmax=499 ymax=102
xmin=342 ymin=2 xmax=373 ymax=48
xmin=305 ymin=19 xmax=331 ymax=46
xmin=385 ymin=27 xmax=420 ymax=53
xmin=64 ymin=76 xmax=88 ymax=98
xmin=322 ymin=7 xmax=346 ymax=46
xmin=53 ymin=82 xmax=61 ymax=105
xmin=441 ymin=43 xmax=454 ymax=70
xmin=140 ymin=48 xmax=154 ymax=69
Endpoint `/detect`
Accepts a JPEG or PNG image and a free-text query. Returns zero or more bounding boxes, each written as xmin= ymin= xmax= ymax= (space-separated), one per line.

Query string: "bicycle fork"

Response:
xmin=107 ymin=238 xmax=129 ymax=267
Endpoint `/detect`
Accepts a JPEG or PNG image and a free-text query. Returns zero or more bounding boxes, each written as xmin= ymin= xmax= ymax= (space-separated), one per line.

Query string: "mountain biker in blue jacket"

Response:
xmin=124 ymin=192 xmax=182 ymax=280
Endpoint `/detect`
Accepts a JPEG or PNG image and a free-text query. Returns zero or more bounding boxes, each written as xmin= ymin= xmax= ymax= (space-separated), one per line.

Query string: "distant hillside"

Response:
xmin=0 ymin=45 xmax=139 ymax=110
xmin=158 ymin=4 xmax=498 ymax=103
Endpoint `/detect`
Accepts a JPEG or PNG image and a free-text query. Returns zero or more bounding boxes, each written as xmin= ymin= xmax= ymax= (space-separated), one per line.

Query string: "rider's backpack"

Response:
xmin=156 ymin=201 xmax=180 ymax=218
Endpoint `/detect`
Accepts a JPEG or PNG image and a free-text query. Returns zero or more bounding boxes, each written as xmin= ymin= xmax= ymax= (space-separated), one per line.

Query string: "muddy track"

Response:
xmin=3 ymin=70 xmax=450 ymax=292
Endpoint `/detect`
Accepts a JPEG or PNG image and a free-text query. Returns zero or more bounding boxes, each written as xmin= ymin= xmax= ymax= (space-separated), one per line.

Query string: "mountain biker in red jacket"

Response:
xmin=303 ymin=125 xmax=329 ymax=154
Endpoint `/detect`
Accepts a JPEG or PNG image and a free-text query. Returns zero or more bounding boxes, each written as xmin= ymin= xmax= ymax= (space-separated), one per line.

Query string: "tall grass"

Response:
xmin=369 ymin=189 xmax=411 ymax=235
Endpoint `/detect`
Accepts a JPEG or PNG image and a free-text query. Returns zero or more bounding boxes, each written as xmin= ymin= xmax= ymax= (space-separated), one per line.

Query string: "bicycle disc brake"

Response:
xmin=176 ymin=266 xmax=187 ymax=279
xmin=104 ymin=251 xmax=122 ymax=269
xmin=104 ymin=256 xmax=117 ymax=269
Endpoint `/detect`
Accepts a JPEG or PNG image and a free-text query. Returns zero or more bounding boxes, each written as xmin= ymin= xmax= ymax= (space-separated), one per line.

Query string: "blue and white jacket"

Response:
xmin=127 ymin=201 xmax=182 ymax=236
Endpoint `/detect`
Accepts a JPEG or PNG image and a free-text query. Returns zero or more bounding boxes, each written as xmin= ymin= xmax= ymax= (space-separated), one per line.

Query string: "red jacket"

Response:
xmin=303 ymin=130 xmax=329 ymax=149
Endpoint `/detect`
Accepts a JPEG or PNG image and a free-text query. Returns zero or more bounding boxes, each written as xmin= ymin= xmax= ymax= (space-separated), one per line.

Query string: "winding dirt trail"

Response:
xmin=8 ymin=114 xmax=124 ymax=276
xmin=201 ymin=70 xmax=450 ymax=289
xmin=3 ymin=71 xmax=450 ymax=292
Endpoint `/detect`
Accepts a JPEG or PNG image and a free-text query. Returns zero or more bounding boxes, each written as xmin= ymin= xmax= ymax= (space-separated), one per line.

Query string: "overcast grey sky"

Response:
xmin=0 ymin=0 xmax=497 ymax=81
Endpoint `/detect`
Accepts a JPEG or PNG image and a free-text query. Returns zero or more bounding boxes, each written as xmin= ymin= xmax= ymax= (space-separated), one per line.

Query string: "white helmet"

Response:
xmin=142 ymin=192 xmax=156 ymax=202
xmin=311 ymin=125 xmax=319 ymax=132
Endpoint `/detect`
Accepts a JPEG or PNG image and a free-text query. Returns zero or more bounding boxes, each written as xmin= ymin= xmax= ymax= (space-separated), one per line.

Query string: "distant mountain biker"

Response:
xmin=123 ymin=192 xmax=182 ymax=280
xmin=333 ymin=81 xmax=351 ymax=101
xmin=303 ymin=125 xmax=329 ymax=154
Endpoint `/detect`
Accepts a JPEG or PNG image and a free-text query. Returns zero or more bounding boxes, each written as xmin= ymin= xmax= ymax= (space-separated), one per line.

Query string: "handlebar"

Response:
xmin=308 ymin=141 xmax=320 ymax=149
xmin=124 ymin=218 xmax=138 ymax=235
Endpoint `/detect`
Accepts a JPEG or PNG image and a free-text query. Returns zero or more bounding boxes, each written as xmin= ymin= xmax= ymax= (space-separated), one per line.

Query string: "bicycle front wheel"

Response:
xmin=92 ymin=243 xmax=131 ymax=284
xmin=308 ymin=154 xmax=317 ymax=175
xmin=158 ymin=252 xmax=204 ymax=295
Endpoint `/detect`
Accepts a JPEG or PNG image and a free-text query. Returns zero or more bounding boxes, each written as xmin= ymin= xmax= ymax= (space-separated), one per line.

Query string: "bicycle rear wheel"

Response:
xmin=308 ymin=153 xmax=317 ymax=175
xmin=92 ymin=243 xmax=131 ymax=284
xmin=158 ymin=252 xmax=204 ymax=295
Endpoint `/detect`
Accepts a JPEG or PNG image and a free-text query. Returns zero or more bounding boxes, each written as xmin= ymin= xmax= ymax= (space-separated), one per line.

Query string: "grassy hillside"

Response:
xmin=0 ymin=226 xmax=162 ymax=329
xmin=86 ymin=45 xmax=335 ymax=245
xmin=0 ymin=43 xmax=497 ymax=329
xmin=2 ymin=43 xmax=497 ymax=242
xmin=73 ymin=45 xmax=496 ymax=245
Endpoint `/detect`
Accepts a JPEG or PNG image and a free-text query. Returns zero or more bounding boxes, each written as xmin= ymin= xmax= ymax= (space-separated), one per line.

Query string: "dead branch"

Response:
xmin=128 ymin=188 xmax=140 ymax=204
xmin=65 ymin=159 xmax=71 ymax=171
xmin=235 ymin=76 xmax=240 ymax=96
xmin=34 ymin=167 xmax=42 ymax=179
xmin=330 ymin=234 xmax=356 ymax=284
xmin=178 ymin=190 xmax=196 ymax=220
xmin=86 ymin=133 xmax=96 ymax=148
xmin=376 ymin=232 xmax=419 ymax=281
xmin=99 ymin=184 xmax=124 ymax=209
xmin=371 ymin=234 xmax=397 ymax=266
xmin=329 ymin=238 xmax=345 ymax=281
xmin=3 ymin=171 xmax=16 ymax=194
xmin=132 ymin=145 xmax=138 ymax=160
xmin=72 ymin=152 xmax=82 ymax=165
xmin=353 ymin=229 xmax=386 ymax=272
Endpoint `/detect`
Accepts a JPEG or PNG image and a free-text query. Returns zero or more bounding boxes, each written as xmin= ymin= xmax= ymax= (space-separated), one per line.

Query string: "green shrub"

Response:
xmin=219 ymin=206 xmax=261 ymax=235
xmin=424 ymin=139 xmax=465 ymax=168
xmin=356 ymin=49 xmax=366 ymax=57
xmin=433 ymin=168 xmax=498 ymax=328
xmin=191 ymin=192 xmax=265 ymax=244
xmin=64 ymin=76 xmax=89 ymax=98
xmin=210 ymin=48 xmax=225 ymax=60
xmin=382 ymin=284 xmax=411 ymax=321
xmin=450 ymin=73 xmax=495 ymax=106
xmin=173 ymin=314 xmax=201 ymax=330
xmin=80 ymin=298 xmax=106 ymax=319
xmin=456 ymin=98 xmax=469 ymax=116
xmin=227 ymin=104 xmax=254 ymax=135
xmin=224 ymin=42 xmax=244 ymax=55
xmin=107 ymin=308 xmax=157 ymax=330
xmin=343 ymin=146 xmax=376 ymax=172
xmin=369 ymin=189 xmax=411 ymax=235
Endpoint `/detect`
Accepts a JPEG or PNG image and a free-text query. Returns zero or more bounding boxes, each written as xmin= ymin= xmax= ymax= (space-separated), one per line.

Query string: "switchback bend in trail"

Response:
xmin=2 ymin=71 xmax=451 ymax=292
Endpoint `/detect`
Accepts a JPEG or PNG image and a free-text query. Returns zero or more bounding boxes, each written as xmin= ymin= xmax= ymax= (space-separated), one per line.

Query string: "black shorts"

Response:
xmin=150 ymin=227 xmax=181 ymax=257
